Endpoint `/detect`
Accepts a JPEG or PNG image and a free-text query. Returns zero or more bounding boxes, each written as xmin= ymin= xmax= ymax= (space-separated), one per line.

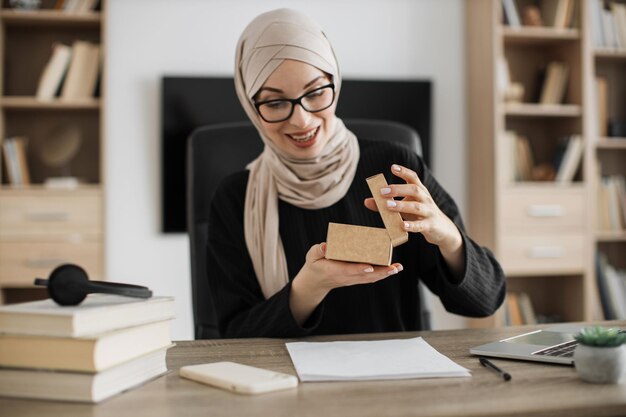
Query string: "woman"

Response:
xmin=207 ymin=8 xmax=505 ymax=337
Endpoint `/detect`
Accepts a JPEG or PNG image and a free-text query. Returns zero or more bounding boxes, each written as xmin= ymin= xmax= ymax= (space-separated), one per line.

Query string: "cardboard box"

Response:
xmin=325 ymin=173 xmax=408 ymax=265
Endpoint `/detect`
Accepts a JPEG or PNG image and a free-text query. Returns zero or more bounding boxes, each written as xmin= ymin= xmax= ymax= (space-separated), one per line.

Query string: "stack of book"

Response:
xmin=0 ymin=294 xmax=175 ymax=403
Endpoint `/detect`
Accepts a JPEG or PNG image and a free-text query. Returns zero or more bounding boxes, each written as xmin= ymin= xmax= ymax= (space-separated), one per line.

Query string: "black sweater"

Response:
xmin=207 ymin=139 xmax=506 ymax=338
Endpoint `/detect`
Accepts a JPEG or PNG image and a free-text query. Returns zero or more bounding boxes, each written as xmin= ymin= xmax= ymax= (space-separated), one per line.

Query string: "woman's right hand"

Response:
xmin=289 ymin=242 xmax=403 ymax=325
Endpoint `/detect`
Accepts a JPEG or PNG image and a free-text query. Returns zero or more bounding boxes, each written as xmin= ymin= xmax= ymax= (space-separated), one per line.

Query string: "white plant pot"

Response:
xmin=574 ymin=344 xmax=626 ymax=384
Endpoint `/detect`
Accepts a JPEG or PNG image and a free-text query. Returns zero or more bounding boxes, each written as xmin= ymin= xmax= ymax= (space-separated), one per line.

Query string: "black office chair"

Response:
xmin=187 ymin=119 xmax=429 ymax=339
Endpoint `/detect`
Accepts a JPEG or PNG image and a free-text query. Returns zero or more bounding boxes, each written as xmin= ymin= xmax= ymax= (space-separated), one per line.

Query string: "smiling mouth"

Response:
xmin=287 ymin=127 xmax=319 ymax=144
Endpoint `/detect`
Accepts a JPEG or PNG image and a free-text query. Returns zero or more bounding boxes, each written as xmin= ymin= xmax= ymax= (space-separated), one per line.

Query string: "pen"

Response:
xmin=479 ymin=357 xmax=511 ymax=381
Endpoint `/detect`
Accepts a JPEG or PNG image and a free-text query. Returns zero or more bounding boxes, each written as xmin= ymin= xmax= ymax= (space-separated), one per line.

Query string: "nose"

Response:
xmin=289 ymin=103 xmax=311 ymax=128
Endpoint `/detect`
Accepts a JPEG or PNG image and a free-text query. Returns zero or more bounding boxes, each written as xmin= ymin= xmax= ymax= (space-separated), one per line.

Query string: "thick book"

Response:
xmin=36 ymin=43 xmax=72 ymax=100
xmin=0 ymin=319 xmax=172 ymax=372
xmin=60 ymin=41 xmax=100 ymax=99
xmin=0 ymin=294 xmax=175 ymax=337
xmin=539 ymin=62 xmax=569 ymax=104
xmin=0 ymin=346 xmax=171 ymax=403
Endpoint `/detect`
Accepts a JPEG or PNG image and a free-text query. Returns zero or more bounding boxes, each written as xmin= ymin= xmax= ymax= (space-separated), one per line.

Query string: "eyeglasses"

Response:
xmin=254 ymin=83 xmax=335 ymax=123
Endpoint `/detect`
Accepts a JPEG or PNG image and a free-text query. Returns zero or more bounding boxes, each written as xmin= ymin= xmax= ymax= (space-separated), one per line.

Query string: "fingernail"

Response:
xmin=380 ymin=187 xmax=391 ymax=195
xmin=397 ymin=265 xmax=404 ymax=272
xmin=363 ymin=267 xmax=374 ymax=273
xmin=404 ymin=222 xmax=410 ymax=230
xmin=387 ymin=268 xmax=398 ymax=275
xmin=392 ymin=164 xmax=401 ymax=172
xmin=386 ymin=200 xmax=397 ymax=208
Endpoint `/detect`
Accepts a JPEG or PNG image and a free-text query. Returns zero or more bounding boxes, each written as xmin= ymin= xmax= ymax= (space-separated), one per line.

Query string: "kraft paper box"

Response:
xmin=325 ymin=173 xmax=408 ymax=266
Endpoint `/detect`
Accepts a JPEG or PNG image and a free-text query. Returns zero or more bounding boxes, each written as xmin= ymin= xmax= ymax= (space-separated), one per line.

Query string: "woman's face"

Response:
xmin=254 ymin=60 xmax=336 ymax=159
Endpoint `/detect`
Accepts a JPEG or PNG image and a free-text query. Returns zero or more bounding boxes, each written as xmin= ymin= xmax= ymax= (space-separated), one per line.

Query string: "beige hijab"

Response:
xmin=234 ymin=8 xmax=359 ymax=298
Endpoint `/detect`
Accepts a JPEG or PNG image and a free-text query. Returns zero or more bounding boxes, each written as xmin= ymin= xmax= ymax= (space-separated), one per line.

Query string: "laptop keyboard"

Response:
xmin=533 ymin=340 xmax=578 ymax=358
xmin=532 ymin=329 xmax=626 ymax=358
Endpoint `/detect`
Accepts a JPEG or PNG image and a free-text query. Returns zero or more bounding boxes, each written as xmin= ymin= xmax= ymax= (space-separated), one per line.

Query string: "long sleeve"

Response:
xmin=204 ymin=139 xmax=505 ymax=338
xmin=407 ymin=158 xmax=506 ymax=317
xmin=206 ymin=172 xmax=323 ymax=338
xmin=422 ymin=160 xmax=506 ymax=317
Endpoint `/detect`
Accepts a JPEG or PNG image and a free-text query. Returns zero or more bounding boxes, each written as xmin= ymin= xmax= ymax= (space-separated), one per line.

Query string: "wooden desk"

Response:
xmin=2 ymin=325 xmax=626 ymax=417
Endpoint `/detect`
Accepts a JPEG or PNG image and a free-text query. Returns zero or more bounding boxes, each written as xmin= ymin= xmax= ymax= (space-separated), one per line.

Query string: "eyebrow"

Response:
xmin=257 ymin=75 xmax=326 ymax=95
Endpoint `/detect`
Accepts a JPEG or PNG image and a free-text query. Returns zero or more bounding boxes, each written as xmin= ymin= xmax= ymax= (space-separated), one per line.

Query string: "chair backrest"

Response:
xmin=187 ymin=119 xmax=428 ymax=339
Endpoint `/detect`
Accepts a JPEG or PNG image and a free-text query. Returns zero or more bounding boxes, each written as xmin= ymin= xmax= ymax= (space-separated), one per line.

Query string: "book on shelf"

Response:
xmin=603 ymin=6 xmax=620 ymax=48
xmin=541 ymin=0 xmax=574 ymax=28
xmin=60 ymin=40 xmax=101 ymax=100
xmin=590 ymin=0 xmax=605 ymax=47
xmin=506 ymin=293 xmax=524 ymax=325
xmin=502 ymin=0 xmax=521 ymax=27
xmin=598 ymin=175 xmax=626 ymax=231
xmin=517 ymin=292 xmax=537 ymax=325
xmin=35 ymin=43 xmax=72 ymax=101
xmin=0 ymin=294 xmax=175 ymax=337
xmin=612 ymin=175 xmax=626 ymax=230
xmin=596 ymin=252 xmax=615 ymax=320
xmin=596 ymin=77 xmax=608 ymax=136
xmin=1 ymin=136 xmax=30 ymax=186
xmin=0 ymin=319 xmax=172 ymax=372
xmin=598 ymin=176 xmax=612 ymax=231
xmin=603 ymin=261 xmax=626 ymax=319
xmin=555 ymin=135 xmax=583 ymax=183
xmin=58 ymin=0 xmax=100 ymax=13
xmin=0 ymin=345 xmax=171 ymax=403
xmin=612 ymin=2 xmax=626 ymax=49
xmin=504 ymin=292 xmax=537 ymax=325
xmin=515 ymin=134 xmax=535 ymax=181
xmin=539 ymin=62 xmax=569 ymax=105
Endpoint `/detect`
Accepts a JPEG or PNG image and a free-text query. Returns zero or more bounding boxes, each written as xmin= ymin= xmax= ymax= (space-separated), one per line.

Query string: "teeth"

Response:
xmin=290 ymin=128 xmax=317 ymax=142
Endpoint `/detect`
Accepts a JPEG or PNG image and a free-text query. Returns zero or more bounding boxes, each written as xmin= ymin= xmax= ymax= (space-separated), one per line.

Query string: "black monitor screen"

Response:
xmin=161 ymin=76 xmax=431 ymax=233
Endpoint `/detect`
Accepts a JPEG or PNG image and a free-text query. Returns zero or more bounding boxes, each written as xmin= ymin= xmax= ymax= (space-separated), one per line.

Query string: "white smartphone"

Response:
xmin=179 ymin=361 xmax=298 ymax=395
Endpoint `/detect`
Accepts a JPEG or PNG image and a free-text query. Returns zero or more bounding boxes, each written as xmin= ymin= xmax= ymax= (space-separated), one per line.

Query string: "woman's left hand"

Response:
xmin=364 ymin=164 xmax=465 ymax=276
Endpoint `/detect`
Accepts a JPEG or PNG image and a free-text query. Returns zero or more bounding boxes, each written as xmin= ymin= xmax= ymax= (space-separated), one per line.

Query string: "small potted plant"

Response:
xmin=574 ymin=326 xmax=626 ymax=384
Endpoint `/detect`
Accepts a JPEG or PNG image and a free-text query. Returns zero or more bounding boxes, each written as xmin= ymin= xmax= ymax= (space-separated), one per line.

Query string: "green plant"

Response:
xmin=575 ymin=326 xmax=626 ymax=348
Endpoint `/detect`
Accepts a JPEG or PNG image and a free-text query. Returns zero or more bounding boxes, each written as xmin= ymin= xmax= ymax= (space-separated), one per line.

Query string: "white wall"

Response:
xmin=107 ymin=0 xmax=467 ymax=340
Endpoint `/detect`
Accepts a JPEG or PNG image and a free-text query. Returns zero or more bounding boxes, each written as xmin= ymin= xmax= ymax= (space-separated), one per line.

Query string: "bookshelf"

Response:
xmin=467 ymin=0 xmax=597 ymax=327
xmin=0 ymin=0 xmax=105 ymax=304
xmin=591 ymin=0 xmax=626 ymax=321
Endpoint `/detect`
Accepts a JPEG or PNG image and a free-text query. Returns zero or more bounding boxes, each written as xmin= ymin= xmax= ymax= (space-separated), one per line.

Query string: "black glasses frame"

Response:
xmin=254 ymin=83 xmax=335 ymax=123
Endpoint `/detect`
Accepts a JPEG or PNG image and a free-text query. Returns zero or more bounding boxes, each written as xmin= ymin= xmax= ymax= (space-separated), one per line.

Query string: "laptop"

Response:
xmin=470 ymin=324 xmax=602 ymax=365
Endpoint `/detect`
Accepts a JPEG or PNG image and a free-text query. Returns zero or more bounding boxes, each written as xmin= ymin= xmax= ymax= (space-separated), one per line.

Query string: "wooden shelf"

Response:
xmin=468 ymin=1 xmax=595 ymax=328
xmin=502 ymin=26 xmax=580 ymax=44
xmin=0 ymin=9 xmax=101 ymax=26
xmin=596 ymin=138 xmax=626 ymax=150
xmin=1 ymin=96 xmax=100 ymax=110
xmin=594 ymin=49 xmax=626 ymax=61
xmin=0 ymin=2 xmax=107 ymax=293
xmin=504 ymin=102 xmax=582 ymax=117
xmin=503 ymin=182 xmax=585 ymax=191
xmin=0 ymin=184 xmax=101 ymax=194
xmin=596 ymin=231 xmax=626 ymax=243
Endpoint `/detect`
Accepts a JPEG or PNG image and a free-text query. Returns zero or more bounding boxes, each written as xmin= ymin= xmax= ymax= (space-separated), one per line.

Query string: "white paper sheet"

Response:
xmin=285 ymin=337 xmax=471 ymax=382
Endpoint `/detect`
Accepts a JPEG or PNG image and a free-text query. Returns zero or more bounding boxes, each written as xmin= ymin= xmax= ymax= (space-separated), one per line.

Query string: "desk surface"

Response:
xmin=2 ymin=324 xmax=626 ymax=417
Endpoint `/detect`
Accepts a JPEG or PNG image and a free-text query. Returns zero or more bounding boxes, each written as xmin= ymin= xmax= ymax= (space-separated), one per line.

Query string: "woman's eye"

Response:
xmin=265 ymin=101 xmax=288 ymax=109
xmin=306 ymin=89 xmax=324 ymax=98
